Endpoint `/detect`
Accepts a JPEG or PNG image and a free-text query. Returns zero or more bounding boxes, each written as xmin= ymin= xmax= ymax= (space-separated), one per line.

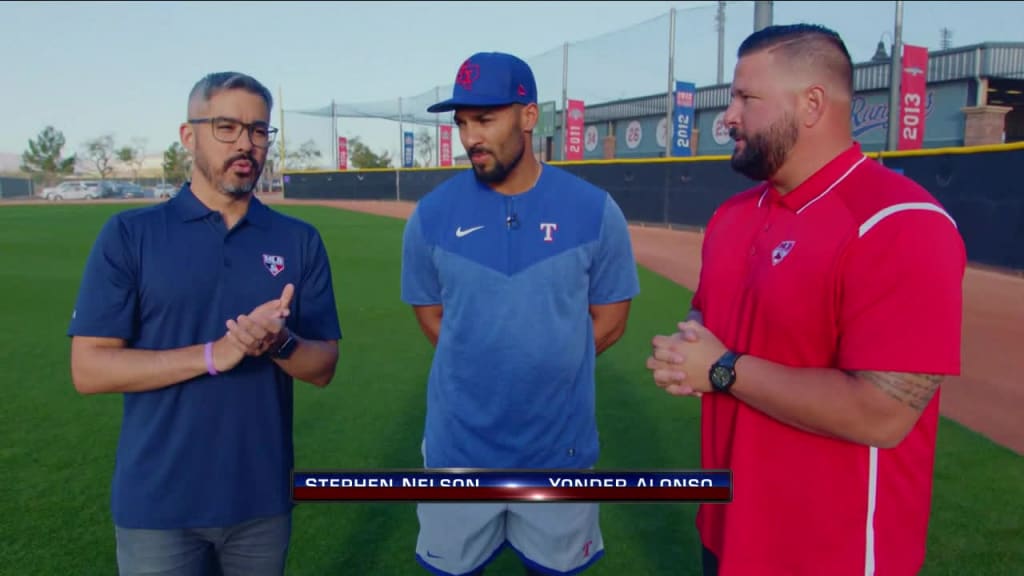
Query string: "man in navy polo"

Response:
xmin=68 ymin=71 xmax=342 ymax=576
xmin=402 ymin=52 xmax=640 ymax=576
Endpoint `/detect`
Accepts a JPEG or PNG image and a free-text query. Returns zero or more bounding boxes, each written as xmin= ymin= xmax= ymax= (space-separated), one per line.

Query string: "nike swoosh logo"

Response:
xmin=426 ymin=551 xmax=443 ymax=559
xmin=455 ymin=225 xmax=485 ymax=238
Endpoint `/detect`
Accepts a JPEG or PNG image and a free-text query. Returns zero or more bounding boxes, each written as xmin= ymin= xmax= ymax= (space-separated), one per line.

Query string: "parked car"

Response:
xmin=153 ymin=183 xmax=179 ymax=199
xmin=97 ymin=181 xmax=120 ymax=198
xmin=122 ymin=183 xmax=152 ymax=199
xmin=41 ymin=181 xmax=100 ymax=201
xmin=101 ymin=182 xmax=151 ymax=199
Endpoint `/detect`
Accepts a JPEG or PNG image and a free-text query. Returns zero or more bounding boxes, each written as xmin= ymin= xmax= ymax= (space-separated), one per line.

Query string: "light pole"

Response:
xmin=885 ymin=0 xmax=905 ymax=151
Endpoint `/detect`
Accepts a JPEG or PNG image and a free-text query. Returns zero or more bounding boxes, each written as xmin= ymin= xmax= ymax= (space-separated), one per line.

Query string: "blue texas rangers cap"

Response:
xmin=427 ymin=52 xmax=538 ymax=113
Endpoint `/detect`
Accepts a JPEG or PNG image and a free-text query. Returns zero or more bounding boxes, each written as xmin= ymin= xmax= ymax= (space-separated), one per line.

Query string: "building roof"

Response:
xmin=580 ymin=42 xmax=1024 ymax=124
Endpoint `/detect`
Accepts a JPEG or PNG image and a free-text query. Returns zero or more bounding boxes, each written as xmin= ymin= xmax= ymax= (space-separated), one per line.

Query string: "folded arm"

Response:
xmin=730 ymin=356 xmax=943 ymax=448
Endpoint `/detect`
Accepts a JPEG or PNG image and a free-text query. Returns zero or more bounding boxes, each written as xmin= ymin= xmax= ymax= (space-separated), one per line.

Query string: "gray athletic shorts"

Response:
xmin=415 ymin=501 xmax=604 ymax=575
xmin=415 ymin=443 xmax=604 ymax=575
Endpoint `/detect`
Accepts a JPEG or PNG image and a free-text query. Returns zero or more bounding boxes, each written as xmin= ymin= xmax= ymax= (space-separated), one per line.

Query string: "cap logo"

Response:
xmin=456 ymin=61 xmax=480 ymax=90
xmin=517 ymin=84 xmax=527 ymax=97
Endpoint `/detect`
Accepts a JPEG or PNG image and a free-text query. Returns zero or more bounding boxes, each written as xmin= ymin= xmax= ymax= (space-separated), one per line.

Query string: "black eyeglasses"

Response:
xmin=188 ymin=116 xmax=278 ymax=148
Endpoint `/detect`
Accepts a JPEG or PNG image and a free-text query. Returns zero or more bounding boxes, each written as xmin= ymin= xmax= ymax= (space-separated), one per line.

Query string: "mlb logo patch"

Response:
xmin=771 ymin=241 xmax=795 ymax=266
xmin=263 ymin=254 xmax=285 ymax=277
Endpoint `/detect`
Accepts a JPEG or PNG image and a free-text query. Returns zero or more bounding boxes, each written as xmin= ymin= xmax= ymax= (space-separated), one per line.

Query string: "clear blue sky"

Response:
xmin=1 ymin=1 xmax=1021 ymax=168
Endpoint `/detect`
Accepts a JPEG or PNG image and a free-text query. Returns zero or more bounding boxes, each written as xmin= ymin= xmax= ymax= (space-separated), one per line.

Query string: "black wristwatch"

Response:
xmin=270 ymin=330 xmax=298 ymax=359
xmin=709 ymin=350 xmax=743 ymax=393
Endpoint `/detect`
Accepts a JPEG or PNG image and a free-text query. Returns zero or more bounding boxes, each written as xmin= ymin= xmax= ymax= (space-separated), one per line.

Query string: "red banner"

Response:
xmin=439 ymin=125 xmax=453 ymax=167
xmin=564 ymin=99 xmax=585 ymax=161
xmin=898 ymin=44 xmax=928 ymax=150
xmin=337 ymin=137 xmax=348 ymax=170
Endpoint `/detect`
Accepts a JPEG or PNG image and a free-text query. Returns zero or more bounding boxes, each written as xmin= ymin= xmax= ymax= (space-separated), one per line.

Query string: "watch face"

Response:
xmin=711 ymin=366 xmax=731 ymax=388
xmin=275 ymin=335 xmax=297 ymax=359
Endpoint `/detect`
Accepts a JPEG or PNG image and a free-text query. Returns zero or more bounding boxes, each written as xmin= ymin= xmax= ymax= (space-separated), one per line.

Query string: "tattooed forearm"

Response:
xmin=853 ymin=371 xmax=944 ymax=411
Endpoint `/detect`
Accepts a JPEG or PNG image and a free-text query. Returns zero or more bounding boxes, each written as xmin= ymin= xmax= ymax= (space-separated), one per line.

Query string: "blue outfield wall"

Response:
xmin=284 ymin=142 xmax=1024 ymax=272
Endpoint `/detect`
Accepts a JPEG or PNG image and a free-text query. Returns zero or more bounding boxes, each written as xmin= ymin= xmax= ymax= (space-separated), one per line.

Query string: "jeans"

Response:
xmin=115 ymin=513 xmax=291 ymax=576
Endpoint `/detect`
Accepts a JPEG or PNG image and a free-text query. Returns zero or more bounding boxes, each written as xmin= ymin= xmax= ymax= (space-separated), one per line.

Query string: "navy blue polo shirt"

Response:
xmin=68 ymin=185 xmax=342 ymax=529
xmin=401 ymin=165 xmax=640 ymax=469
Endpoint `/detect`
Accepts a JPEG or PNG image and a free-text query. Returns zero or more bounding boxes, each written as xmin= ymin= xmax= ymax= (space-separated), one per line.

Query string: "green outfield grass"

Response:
xmin=0 ymin=203 xmax=1020 ymax=575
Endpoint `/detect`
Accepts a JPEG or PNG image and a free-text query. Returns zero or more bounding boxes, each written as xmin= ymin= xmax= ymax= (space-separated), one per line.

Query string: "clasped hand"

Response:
xmin=225 ymin=283 xmax=295 ymax=357
xmin=645 ymin=320 xmax=727 ymax=397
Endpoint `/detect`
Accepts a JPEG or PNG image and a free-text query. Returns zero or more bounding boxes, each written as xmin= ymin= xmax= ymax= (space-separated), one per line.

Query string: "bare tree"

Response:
xmin=286 ymin=139 xmax=322 ymax=170
xmin=262 ymin=143 xmax=282 ymax=193
xmin=82 ymin=134 xmax=116 ymax=180
xmin=116 ymin=138 xmax=147 ymax=182
xmin=416 ymin=129 xmax=435 ymax=167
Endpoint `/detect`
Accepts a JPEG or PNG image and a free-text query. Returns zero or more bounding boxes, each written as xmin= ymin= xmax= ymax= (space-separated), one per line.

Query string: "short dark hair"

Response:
xmin=188 ymin=72 xmax=273 ymax=112
xmin=738 ymin=24 xmax=854 ymax=95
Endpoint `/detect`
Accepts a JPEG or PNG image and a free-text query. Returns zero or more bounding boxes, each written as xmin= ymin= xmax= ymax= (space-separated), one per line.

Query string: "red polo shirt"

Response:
xmin=691 ymin=143 xmax=965 ymax=575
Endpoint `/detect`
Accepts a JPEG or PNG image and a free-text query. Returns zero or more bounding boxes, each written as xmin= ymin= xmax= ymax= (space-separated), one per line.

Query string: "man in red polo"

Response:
xmin=646 ymin=24 xmax=965 ymax=576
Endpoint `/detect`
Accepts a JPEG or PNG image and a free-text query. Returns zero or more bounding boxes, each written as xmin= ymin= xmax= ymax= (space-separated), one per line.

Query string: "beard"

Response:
xmin=194 ymin=144 xmax=261 ymax=197
xmin=469 ymin=136 xmax=525 ymax=184
xmin=729 ymin=113 xmax=798 ymax=182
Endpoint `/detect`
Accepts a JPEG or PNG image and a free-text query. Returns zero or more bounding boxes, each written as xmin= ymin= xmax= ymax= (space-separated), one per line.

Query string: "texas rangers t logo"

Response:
xmin=263 ymin=254 xmax=285 ymax=276
xmin=540 ymin=222 xmax=558 ymax=242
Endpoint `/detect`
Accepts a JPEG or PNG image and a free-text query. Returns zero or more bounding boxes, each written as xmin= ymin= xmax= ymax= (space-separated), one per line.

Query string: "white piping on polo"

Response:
xmin=859 ymin=202 xmax=958 ymax=238
xmin=864 ymin=446 xmax=878 ymax=576
xmin=857 ymin=210 xmax=956 ymax=576
xmin=796 ymin=155 xmax=868 ymax=214
xmin=755 ymin=155 xmax=868 ymax=212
